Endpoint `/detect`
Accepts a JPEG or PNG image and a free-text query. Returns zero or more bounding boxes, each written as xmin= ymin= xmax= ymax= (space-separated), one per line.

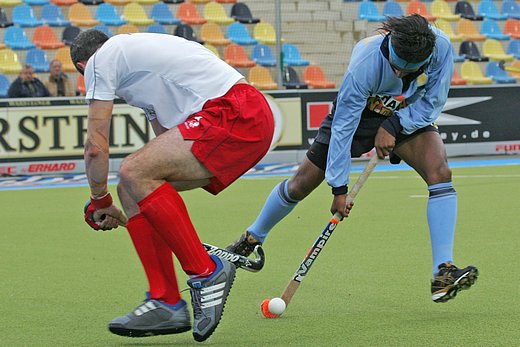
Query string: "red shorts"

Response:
xmin=179 ymin=83 xmax=274 ymax=195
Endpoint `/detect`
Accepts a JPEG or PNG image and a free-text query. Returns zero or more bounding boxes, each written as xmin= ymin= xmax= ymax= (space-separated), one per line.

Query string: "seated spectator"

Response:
xmin=44 ymin=59 xmax=75 ymax=97
xmin=8 ymin=65 xmax=50 ymax=98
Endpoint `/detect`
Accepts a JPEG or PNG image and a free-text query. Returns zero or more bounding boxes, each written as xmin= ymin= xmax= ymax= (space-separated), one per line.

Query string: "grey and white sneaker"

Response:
xmin=188 ymin=255 xmax=236 ymax=342
xmin=108 ymin=297 xmax=191 ymax=337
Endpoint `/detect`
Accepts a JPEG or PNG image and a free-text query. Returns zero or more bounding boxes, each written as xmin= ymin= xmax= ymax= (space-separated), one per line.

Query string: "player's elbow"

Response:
xmin=84 ymin=138 xmax=105 ymax=159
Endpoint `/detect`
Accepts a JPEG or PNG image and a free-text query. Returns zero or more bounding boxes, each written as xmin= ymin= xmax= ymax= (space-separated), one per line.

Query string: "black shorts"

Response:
xmin=307 ymin=110 xmax=438 ymax=171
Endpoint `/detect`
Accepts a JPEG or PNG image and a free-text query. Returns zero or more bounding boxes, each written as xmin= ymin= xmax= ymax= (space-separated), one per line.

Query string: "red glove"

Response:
xmin=83 ymin=200 xmax=101 ymax=230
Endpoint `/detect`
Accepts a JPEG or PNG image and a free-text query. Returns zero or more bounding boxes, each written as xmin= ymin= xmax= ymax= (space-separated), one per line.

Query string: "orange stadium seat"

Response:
xmin=451 ymin=68 xmax=467 ymax=85
xmin=505 ymin=60 xmax=520 ymax=80
xmin=33 ymin=25 xmax=65 ymax=49
xmin=504 ymin=19 xmax=520 ymax=39
xmin=51 ymin=0 xmax=77 ymax=5
xmin=69 ymin=3 xmax=100 ymax=27
xmin=223 ymin=44 xmax=255 ymax=68
xmin=248 ymin=66 xmax=278 ymax=90
xmin=200 ymin=22 xmax=231 ymax=46
xmin=303 ymin=65 xmax=336 ymax=89
xmin=407 ymin=1 xmax=437 ymax=22
xmin=177 ymin=2 xmax=207 ymax=25
xmin=117 ymin=23 xmax=139 ymax=34
xmin=457 ymin=18 xmax=487 ymax=41
xmin=76 ymin=73 xmax=85 ymax=95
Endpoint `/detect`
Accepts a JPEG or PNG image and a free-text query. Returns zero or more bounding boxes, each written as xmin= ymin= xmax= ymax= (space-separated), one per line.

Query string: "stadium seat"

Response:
xmin=177 ymin=2 xmax=207 ymax=25
xmin=96 ymin=3 xmax=126 ymax=26
xmin=69 ymin=3 xmax=100 ymax=27
xmin=501 ymin=0 xmax=520 ymax=20
xmin=454 ymin=1 xmax=483 ymax=21
xmin=150 ymin=3 xmax=180 ymax=25
xmin=435 ymin=18 xmax=463 ymax=41
xmin=485 ymin=61 xmax=517 ymax=83
xmin=33 ymin=25 xmax=65 ymax=49
xmin=40 ymin=4 xmax=70 ymax=27
xmin=189 ymin=0 xmax=210 ymax=3
xmin=223 ymin=43 xmax=255 ymax=68
xmin=0 ymin=0 xmax=22 ymax=7
xmin=481 ymin=19 xmax=510 ymax=40
xmin=282 ymin=43 xmax=310 ymax=66
xmin=162 ymin=0 xmax=184 ymax=4
xmin=174 ymin=23 xmax=203 ymax=44
xmin=383 ymin=1 xmax=404 ymax=17
xmin=12 ymin=4 xmax=42 ymax=27
xmin=0 ymin=73 xmax=10 ymax=97
xmin=303 ymin=65 xmax=336 ymax=89
xmin=54 ymin=46 xmax=76 ymax=72
xmin=457 ymin=18 xmax=486 ymax=41
xmin=459 ymin=40 xmax=489 ymax=61
xmin=252 ymin=44 xmax=276 ymax=66
xmin=117 ymin=23 xmax=139 ymax=34
xmin=227 ymin=22 xmax=257 ymax=45
xmin=0 ymin=8 xmax=13 ymax=27
xmin=94 ymin=24 xmax=113 ymax=37
xmin=504 ymin=59 xmax=520 ymax=80
xmin=230 ymin=2 xmax=259 ymax=24
xmin=452 ymin=44 xmax=465 ymax=62
xmin=478 ymin=0 xmax=508 ymax=21
xmin=25 ymin=47 xmax=50 ymax=72
xmin=460 ymin=60 xmax=493 ymax=84
xmin=483 ymin=38 xmax=514 ymax=61
xmin=216 ymin=0 xmax=235 ymax=3
xmin=51 ymin=0 xmax=77 ymax=6
xmin=248 ymin=66 xmax=277 ymax=90
xmin=358 ymin=1 xmax=386 ymax=22
xmin=0 ymin=48 xmax=22 ymax=73
xmin=76 ymin=73 xmax=85 ymax=95
xmin=254 ymin=22 xmax=282 ymax=45
xmin=450 ymin=68 xmax=467 ymax=85
xmin=504 ymin=19 xmax=520 ymax=39
xmin=406 ymin=1 xmax=437 ymax=22
xmin=123 ymin=3 xmax=154 ymax=26
xmin=134 ymin=0 xmax=158 ymax=5
xmin=104 ymin=0 xmax=131 ymax=5
xmin=62 ymin=25 xmax=81 ymax=46
xmin=147 ymin=23 xmax=167 ymax=34
xmin=203 ymin=43 xmax=220 ymax=57
xmin=80 ymin=0 xmax=105 ymax=5
xmin=204 ymin=1 xmax=234 ymax=25
xmin=4 ymin=26 xmax=35 ymax=49
xmin=24 ymin=0 xmax=49 ymax=6
xmin=431 ymin=0 xmax=461 ymax=21
xmin=200 ymin=22 xmax=230 ymax=46
xmin=282 ymin=66 xmax=307 ymax=89
xmin=507 ymin=39 xmax=520 ymax=59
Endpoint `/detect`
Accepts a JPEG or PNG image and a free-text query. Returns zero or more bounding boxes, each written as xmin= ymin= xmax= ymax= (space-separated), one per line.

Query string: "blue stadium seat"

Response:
xmin=96 ymin=3 xmax=126 ymax=26
xmin=479 ymin=0 xmax=508 ymax=21
xmin=25 ymin=47 xmax=50 ymax=72
xmin=40 ymin=3 xmax=70 ymax=26
xmin=383 ymin=1 xmax=404 ymax=17
xmin=507 ymin=40 xmax=520 ymax=59
xmin=94 ymin=24 xmax=113 ymax=37
xmin=501 ymin=0 xmax=520 ymax=20
xmin=358 ymin=1 xmax=386 ymax=22
xmin=12 ymin=4 xmax=42 ymax=27
xmin=147 ymin=23 xmax=167 ymax=34
xmin=4 ymin=26 xmax=36 ymax=49
xmin=150 ymin=3 xmax=180 ymax=25
xmin=485 ymin=61 xmax=517 ymax=83
xmin=24 ymin=0 xmax=50 ymax=5
xmin=481 ymin=19 xmax=511 ymax=40
xmin=282 ymin=43 xmax=310 ymax=66
xmin=227 ymin=22 xmax=257 ymax=45
xmin=0 ymin=74 xmax=10 ymax=98
xmin=252 ymin=44 xmax=276 ymax=66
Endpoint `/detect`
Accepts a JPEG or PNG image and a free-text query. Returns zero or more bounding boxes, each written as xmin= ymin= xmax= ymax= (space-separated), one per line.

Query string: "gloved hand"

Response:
xmin=83 ymin=193 xmax=128 ymax=231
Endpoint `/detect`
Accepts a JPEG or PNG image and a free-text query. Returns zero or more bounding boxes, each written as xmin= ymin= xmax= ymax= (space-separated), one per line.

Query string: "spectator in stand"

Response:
xmin=44 ymin=59 xmax=75 ymax=97
xmin=8 ymin=64 xmax=50 ymax=98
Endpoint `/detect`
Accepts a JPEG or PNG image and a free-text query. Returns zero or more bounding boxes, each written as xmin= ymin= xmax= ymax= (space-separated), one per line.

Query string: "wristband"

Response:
xmin=332 ymin=186 xmax=348 ymax=196
xmin=90 ymin=192 xmax=113 ymax=209
xmin=381 ymin=114 xmax=402 ymax=137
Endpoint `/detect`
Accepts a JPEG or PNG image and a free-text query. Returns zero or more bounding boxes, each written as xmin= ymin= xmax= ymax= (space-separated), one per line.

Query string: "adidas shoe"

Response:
xmin=431 ymin=262 xmax=479 ymax=303
xmin=225 ymin=231 xmax=261 ymax=257
xmin=188 ymin=255 xmax=236 ymax=342
xmin=108 ymin=297 xmax=191 ymax=337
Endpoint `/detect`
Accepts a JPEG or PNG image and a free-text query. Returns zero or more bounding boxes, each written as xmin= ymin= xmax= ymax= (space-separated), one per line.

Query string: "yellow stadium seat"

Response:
xmin=248 ymin=66 xmax=278 ymax=90
xmin=254 ymin=22 xmax=283 ymax=45
xmin=435 ymin=19 xmax=463 ymax=41
xmin=204 ymin=43 xmax=220 ymax=58
xmin=54 ymin=47 xmax=76 ymax=72
xmin=117 ymin=23 xmax=139 ymax=34
xmin=135 ymin=0 xmax=158 ymax=5
xmin=0 ymin=48 xmax=22 ymax=74
xmin=505 ymin=60 xmax=520 ymax=81
xmin=460 ymin=61 xmax=493 ymax=84
xmin=69 ymin=3 xmax=100 ymax=27
xmin=123 ymin=3 xmax=154 ymax=26
xmin=431 ymin=0 xmax=461 ymax=21
xmin=482 ymin=39 xmax=514 ymax=62
xmin=457 ymin=19 xmax=486 ymax=41
xmin=200 ymin=22 xmax=231 ymax=46
xmin=204 ymin=2 xmax=234 ymax=25
xmin=0 ymin=0 xmax=22 ymax=7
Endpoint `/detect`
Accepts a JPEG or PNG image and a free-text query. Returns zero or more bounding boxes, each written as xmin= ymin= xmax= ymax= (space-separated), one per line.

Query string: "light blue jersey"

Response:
xmin=326 ymin=27 xmax=453 ymax=189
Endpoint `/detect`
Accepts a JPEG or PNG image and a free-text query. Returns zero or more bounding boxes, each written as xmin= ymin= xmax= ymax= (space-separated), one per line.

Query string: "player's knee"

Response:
xmin=426 ymin=165 xmax=452 ymax=184
xmin=287 ymin=178 xmax=314 ymax=201
xmin=118 ymin=158 xmax=139 ymax=189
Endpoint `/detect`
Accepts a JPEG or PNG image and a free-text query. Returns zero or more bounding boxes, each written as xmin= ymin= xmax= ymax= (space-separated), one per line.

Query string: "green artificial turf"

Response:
xmin=1 ymin=164 xmax=519 ymax=346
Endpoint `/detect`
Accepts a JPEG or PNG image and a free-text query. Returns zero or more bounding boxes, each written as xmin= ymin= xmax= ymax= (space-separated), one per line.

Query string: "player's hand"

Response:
xmin=330 ymin=194 xmax=354 ymax=218
xmin=83 ymin=200 xmax=128 ymax=231
xmin=374 ymin=126 xmax=396 ymax=159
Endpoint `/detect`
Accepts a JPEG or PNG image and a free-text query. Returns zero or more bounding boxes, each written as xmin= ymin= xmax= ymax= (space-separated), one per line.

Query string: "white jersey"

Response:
xmin=83 ymin=33 xmax=244 ymax=129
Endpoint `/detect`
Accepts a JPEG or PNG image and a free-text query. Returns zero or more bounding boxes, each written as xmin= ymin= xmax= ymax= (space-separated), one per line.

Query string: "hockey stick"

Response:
xmin=280 ymin=155 xmax=378 ymax=307
xmin=203 ymin=243 xmax=265 ymax=272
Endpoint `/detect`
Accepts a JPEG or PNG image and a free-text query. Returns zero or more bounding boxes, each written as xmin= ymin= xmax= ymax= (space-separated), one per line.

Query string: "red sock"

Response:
xmin=127 ymin=214 xmax=181 ymax=305
xmin=138 ymin=182 xmax=215 ymax=276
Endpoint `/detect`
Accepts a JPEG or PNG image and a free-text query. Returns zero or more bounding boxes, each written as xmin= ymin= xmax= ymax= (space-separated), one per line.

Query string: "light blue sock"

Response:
xmin=248 ymin=180 xmax=299 ymax=243
xmin=427 ymin=182 xmax=457 ymax=276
